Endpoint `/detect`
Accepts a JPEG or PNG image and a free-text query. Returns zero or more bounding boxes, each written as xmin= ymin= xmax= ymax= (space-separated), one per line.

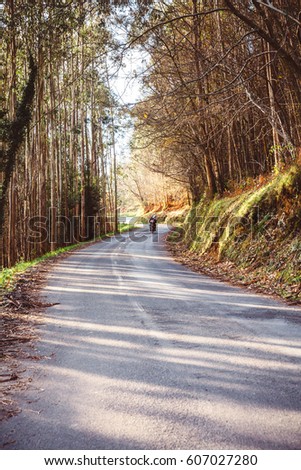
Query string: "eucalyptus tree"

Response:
xmin=1 ymin=0 xmax=153 ymax=267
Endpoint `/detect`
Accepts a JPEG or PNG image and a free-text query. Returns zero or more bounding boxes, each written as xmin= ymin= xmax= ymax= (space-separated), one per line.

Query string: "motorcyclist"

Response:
xmin=149 ymin=214 xmax=157 ymax=232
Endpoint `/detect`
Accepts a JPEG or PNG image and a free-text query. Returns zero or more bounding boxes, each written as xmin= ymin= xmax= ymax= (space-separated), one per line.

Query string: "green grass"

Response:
xmin=0 ymin=244 xmax=81 ymax=289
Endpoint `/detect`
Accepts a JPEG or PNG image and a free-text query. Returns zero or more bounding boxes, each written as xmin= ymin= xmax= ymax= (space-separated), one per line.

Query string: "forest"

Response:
xmin=2 ymin=1 xmax=301 ymax=454
xmin=1 ymin=0 xmax=301 ymax=277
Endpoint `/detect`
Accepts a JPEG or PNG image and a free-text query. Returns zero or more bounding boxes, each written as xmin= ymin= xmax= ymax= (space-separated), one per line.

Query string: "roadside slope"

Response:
xmin=168 ymin=165 xmax=301 ymax=303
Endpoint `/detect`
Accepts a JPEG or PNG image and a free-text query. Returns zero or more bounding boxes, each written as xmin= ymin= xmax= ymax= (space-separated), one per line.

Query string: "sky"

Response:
xmin=107 ymin=43 xmax=149 ymax=162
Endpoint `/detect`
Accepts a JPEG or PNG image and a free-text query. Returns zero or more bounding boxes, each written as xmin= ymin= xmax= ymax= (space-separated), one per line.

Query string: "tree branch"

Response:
xmin=128 ymin=8 xmax=229 ymax=47
xmin=254 ymin=1 xmax=301 ymax=26
xmin=224 ymin=0 xmax=301 ymax=76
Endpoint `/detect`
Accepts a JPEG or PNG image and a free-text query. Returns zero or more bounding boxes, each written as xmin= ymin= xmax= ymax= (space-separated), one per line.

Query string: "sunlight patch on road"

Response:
xmin=36 ymin=361 xmax=301 ymax=450
xmin=43 ymin=316 xmax=301 ymax=364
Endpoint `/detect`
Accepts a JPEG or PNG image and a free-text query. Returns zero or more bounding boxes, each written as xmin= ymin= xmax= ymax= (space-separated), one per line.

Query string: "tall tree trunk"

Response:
xmin=49 ymin=49 xmax=57 ymax=251
xmin=99 ymin=122 xmax=107 ymax=234
xmin=266 ymin=42 xmax=280 ymax=167
xmin=6 ymin=0 xmax=17 ymax=267
xmin=192 ymin=0 xmax=217 ymax=198
xmin=80 ymin=67 xmax=86 ymax=240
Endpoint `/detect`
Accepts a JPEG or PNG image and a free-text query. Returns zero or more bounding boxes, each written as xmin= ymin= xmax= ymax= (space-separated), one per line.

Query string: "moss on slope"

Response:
xmin=181 ymin=165 xmax=301 ymax=301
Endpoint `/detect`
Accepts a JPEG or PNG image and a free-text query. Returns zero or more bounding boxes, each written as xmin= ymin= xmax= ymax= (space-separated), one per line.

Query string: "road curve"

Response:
xmin=2 ymin=226 xmax=301 ymax=449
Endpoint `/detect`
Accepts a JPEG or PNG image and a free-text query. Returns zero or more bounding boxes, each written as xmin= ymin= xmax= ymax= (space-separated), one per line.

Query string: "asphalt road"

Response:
xmin=2 ymin=225 xmax=301 ymax=449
